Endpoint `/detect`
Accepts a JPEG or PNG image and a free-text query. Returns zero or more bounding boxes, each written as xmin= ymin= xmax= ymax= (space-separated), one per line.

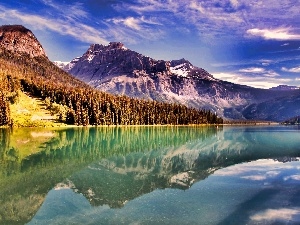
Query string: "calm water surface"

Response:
xmin=0 ymin=125 xmax=300 ymax=225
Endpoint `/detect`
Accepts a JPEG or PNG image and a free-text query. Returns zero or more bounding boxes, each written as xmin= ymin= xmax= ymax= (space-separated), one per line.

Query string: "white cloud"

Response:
xmin=266 ymin=171 xmax=280 ymax=177
xmin=212 ymin=72 xmax=290 ymax=89
xmin=259 ymin=59 xmax=273 ymax=66
xmin=190 ymin=1 xmax=205 ymax=14
xmin=239 ymin=67 xmax=265 ymax=73
xmin=238 ymin=68 xmax=279 ymax=77
xmin=247 ymin=28 xmax=300 ymax=40
xmin=214 ymin=72 xmax=233 ymax=80
xmin=241 ymin=175 xmax=266 ymax=181
xmin=230 ymin=0 xmax=239 ymax=9
xmin=250 ymin=208 xmax=300 ymax=222
xmin=284 ymin=175 xmax=300 ymax=181
xmin=241 ymin=170 xmax=280 ymax=181
xmin=108 ymin=16 xmax=162 ymax=31
xmin=282 ymin=66 xmax=300 ymax=73
xmin=110 ymin=17 xmax=142 ymax=30
xmin=264 ymin=71 xmax=279 ymax=77
xmin=214 ymin=159 xmax=292 ymax=177
xmin=123 ymin=17 xmax=141 ymax=30
xmin=281 ymin=43 xmax=290 ymax=46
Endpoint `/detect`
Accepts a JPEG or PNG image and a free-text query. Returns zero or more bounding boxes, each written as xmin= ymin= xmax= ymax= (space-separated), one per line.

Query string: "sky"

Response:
xmin=0 ymin=0 xmax=300 ymax=89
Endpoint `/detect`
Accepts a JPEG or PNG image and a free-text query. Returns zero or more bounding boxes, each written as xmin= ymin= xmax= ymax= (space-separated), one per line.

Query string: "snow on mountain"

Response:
xmin=170 ymin=59 xmax=193 ymax=77
xmin=54 ymin=61 xmax=69 ymax=68
xmin=67 ymin=57 xmax=80 ymax=69
xmin=54 ymin=57 xmax=80 ymax=71
xmin=87 ymin=54 xmax=95 ymax=62
xmin=170 ymin=63 xmax=189 ymax=77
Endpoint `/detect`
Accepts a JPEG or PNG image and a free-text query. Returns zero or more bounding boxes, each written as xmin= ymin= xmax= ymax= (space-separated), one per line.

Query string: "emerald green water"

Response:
xmin=0 ymin=125 xmax=300 ymax=225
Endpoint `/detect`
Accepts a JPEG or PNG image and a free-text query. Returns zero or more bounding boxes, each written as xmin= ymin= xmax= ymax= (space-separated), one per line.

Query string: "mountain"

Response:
xmin=0 ymin=25 xmax=221 ymax=127
xmin=61 ymin=42 xmax=300 ymax=121
xmin=269 ymin=85 xmax=299 ymax=91
xmin=243 ymin=94 xmax=300 ymax=121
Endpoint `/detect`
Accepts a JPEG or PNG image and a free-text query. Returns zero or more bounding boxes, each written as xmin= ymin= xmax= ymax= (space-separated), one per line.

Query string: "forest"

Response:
xmin=0 ymin=46 xmax=223 ymax=126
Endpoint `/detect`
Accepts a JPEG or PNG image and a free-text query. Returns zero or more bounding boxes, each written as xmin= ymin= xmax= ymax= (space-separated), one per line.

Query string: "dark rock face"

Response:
xmin=61 ymin=42 xmax=300 ymax=121
xmin=0 ymin=25 xmax=46 ymax=58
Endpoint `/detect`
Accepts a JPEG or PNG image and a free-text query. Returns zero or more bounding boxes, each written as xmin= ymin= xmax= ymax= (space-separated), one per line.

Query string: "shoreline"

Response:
xmin=1 ymin=122 xmax=287 ymax=129
xmin=222 ymin=122 xmax=280 ymax=126
xmin=1 ymin=123 xmax=223 ymax=129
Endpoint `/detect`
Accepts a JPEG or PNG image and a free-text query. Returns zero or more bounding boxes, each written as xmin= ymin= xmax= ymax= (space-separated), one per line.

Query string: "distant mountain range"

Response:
xmin=55 ymin=42 xmax=300 ymax=121
xmin=269 ymin=85 xmax=299 ymax=91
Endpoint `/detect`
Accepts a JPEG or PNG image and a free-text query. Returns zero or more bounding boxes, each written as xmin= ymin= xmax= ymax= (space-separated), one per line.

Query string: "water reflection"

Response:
xmin=61 ymin=126 xmax=300 ymax=209
xmin=214 ymin=159 xmax=300 ymax=225
xmin=0 ymin=126 xmax=217 ymax=224
xmin=0 ymin=126 xmax=300 ymax=224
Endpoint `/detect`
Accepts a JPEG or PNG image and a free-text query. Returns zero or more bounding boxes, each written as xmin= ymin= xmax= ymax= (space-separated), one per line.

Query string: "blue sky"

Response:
xmin=0 ymin=0 xmax=300 ymax=89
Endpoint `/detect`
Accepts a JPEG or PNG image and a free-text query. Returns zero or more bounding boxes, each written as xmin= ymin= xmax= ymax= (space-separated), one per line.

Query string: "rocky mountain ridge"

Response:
xmin=57 ymin=42 xmax=300 ymax=121
xmin=0 ymin=25 xmax=46 ymax=58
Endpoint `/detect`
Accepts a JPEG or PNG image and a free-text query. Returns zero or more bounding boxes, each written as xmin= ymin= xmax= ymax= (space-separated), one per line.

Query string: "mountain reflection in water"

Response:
xmin=0 ymin=125 xmax=300 ymax=225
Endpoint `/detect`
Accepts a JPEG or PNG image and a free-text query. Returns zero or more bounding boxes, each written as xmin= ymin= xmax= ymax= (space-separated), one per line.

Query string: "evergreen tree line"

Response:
xmin=0 ymin=47 xmax=223 ymax=126
xmin=0 ymin=74 xmax=11 ymax=126
xmin=0 ymin=93 xmax=10 ymax=126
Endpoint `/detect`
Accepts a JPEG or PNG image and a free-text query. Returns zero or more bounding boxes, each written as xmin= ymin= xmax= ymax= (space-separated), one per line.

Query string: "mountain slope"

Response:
xmin=61 ymin=42 xmax=300 ymax=121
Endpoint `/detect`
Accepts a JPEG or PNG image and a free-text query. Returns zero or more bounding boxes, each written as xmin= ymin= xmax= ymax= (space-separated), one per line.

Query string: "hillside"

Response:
xmin=0 ymin=25 xmax=222 ymax=127
xmin=9 ymin=91 xmax=70 ymax=127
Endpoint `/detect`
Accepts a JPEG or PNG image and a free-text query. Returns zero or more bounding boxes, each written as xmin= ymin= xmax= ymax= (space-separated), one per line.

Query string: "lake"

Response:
xmin=1 ymin=125 xmax=300 ymax=225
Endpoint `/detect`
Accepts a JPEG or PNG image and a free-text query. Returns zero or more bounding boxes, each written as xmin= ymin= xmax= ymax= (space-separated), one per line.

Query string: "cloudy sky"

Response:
xmin=0 ymin=0 xmax=300 ymax=89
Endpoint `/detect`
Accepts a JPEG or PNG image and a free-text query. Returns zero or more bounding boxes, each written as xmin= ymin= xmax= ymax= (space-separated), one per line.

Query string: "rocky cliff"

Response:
xmin=0 ymin=25 xmax=46 ymax=58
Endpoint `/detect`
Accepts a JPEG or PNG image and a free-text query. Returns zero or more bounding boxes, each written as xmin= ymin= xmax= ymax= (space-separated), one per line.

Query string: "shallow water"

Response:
xmin=0 ymin=125 xmax=300 ymax=225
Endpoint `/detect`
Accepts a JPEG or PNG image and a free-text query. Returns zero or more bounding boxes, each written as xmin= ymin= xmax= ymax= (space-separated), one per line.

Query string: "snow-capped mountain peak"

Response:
xmin=170 ymin=59 xmax=194 ymax=77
